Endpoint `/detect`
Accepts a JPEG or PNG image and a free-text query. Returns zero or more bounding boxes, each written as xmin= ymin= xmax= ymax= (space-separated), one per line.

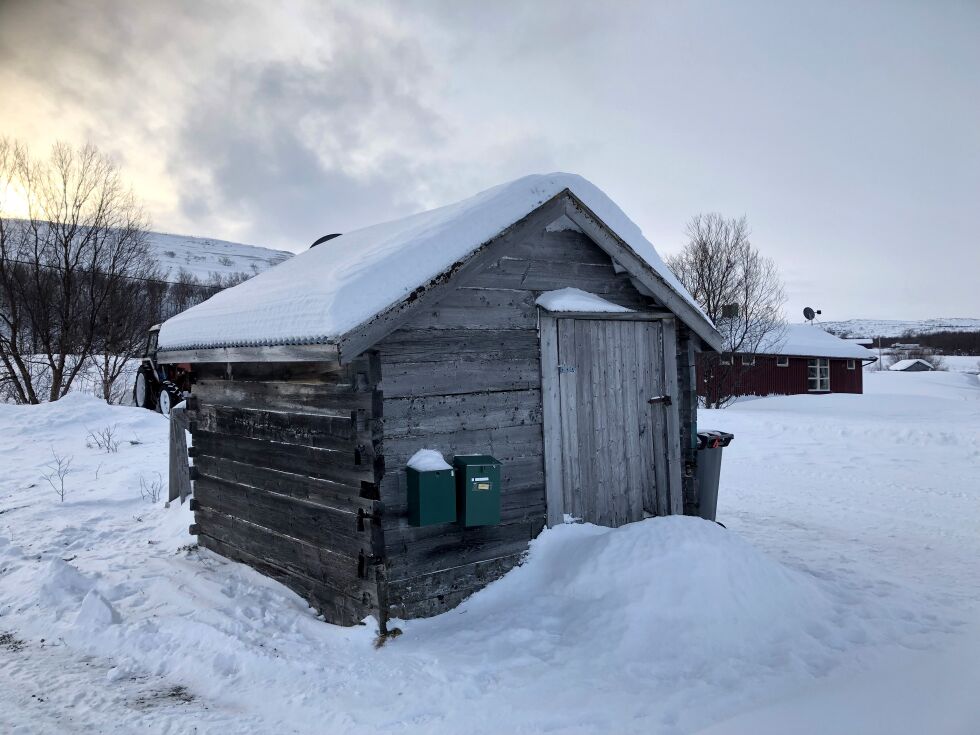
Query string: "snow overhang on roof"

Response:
xmin=535 ymin=288 xmax=635 ymax=314
xmin=756 ymin=325 xmax=877 ymax=360
xmin=158 ymin=173 xmax=721 ymax=358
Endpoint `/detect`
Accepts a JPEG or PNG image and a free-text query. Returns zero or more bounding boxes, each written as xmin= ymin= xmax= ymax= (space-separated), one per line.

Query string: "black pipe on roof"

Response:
xmin=310 ymin=233 xmax=342 ymax=248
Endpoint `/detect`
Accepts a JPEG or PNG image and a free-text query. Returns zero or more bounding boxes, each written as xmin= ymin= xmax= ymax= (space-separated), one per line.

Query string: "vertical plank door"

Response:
xmin=554 ymin=318 xmax=674 ymax=526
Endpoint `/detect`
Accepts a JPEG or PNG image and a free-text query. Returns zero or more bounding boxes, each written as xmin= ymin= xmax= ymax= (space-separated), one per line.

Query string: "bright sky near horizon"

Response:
xmin=1 ymin=0 xmax=977 ymax=321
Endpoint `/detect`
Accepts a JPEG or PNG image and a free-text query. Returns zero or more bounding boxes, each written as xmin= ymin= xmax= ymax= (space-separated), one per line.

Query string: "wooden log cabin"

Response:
xmin=157 ymin=174 xmax=723 ymax=628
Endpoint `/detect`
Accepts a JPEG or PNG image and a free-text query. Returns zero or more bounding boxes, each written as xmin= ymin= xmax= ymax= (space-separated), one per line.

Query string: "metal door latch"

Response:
xmin=558 ymin=365 xmax=576 ymax=374
xmin=647 ymin=395 xmax=672 ymax=406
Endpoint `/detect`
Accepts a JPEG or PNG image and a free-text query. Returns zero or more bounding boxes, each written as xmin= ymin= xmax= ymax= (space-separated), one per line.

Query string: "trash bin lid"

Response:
xmin=697 ymin=430 xmax=734 ymax=449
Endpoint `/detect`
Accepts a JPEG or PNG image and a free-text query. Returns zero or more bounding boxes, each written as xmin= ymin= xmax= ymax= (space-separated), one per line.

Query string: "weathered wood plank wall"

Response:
xmin=185 ymin=356 xmax=385 ymax=626
xmin=374 ymin=226 xmax=674 ymax=619
xmin=676 ymin=324 xmax=701 ymax=515
xmin=168 ymin=404 xmax=192 ymax=503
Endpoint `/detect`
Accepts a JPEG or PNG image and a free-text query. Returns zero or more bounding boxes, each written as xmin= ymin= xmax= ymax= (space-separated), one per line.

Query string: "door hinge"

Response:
xmin=647 ymin=395 xmax=672 ymax=406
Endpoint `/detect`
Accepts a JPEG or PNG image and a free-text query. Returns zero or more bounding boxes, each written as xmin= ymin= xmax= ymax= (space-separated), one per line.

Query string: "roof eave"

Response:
xmin=157 ymin=342 xmax=340 ymax=364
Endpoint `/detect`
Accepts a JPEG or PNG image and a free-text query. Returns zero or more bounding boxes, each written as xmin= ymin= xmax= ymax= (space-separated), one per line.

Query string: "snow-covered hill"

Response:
xmin=0 ymin=219 xmax=293 ymax=282
xmin=821 ymin=317 xmax=980 ymax=338
xmin=148 ymin=232 xmax=292 ymax=281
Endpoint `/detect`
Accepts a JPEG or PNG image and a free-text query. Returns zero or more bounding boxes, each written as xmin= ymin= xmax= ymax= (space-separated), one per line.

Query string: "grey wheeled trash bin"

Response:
xmin=696 ymin=431 xmax=734 ymax=522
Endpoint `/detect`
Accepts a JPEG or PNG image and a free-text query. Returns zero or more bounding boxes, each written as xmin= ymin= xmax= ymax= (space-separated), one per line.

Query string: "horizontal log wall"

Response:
xmin=187 ymin=356 xmax=384 ymax=626
xmin=375 ymin=226 xmax=663 ymax=619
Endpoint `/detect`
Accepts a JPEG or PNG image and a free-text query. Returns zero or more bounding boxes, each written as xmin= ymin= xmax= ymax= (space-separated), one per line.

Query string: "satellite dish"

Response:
xmin=803 ymin=306 xmax=822 ymax=323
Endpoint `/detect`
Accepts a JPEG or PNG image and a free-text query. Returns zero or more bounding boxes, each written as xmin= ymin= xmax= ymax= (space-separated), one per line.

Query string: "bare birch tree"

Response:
xmin=666 ymin=213 xmax=786 ymax=407
xmin=91 ymin=263 xmax=162 ymax=402
xmin=0 ymin=138 xmax=154 ymax=403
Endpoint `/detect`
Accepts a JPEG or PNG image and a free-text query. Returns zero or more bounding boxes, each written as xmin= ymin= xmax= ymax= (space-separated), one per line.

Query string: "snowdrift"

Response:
xmin=405 ymin=515 xmax=924 ymax=702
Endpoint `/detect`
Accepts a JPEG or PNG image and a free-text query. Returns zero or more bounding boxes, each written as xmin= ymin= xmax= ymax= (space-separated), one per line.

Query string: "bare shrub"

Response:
xmin=92 ymin=271 xmax=162 ymax=403
xmin=86 ymin=424 xmax=120 ymax=453
xmin=166 ymin=268 xmax=204 ymax=316
xmin=140 ymin=472 xmax=164 ymax=504
xmin=42 ymin=449 xmax=72 ymax=501
xmin=0 ymin=632 xmax=26 ymax=652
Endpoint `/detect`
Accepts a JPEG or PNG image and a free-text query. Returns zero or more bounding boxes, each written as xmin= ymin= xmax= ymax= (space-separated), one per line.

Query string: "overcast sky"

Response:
xmin=1 ymin=0 xmax=977 ymax=320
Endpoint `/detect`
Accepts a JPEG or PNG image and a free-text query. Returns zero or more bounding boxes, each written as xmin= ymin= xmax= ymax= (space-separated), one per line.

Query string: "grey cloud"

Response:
xmin=0 ymin=1 xmax=561 ymax=249
xmin=1 ymin=1 xmax=454 ymax=246
xmin=168 ymin=21 xmax=448 ymax=246
xmin=2 ymin=1 xmax=977 ymax=318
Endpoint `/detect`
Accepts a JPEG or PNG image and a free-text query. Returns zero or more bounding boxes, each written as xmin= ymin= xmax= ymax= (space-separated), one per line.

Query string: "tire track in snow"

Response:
xmin=0 ymin=635 xmax=256 ymax=734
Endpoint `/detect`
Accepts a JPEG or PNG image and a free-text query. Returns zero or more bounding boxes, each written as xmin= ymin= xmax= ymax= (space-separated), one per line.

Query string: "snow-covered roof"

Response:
xmin=889 ymin=359 xmax=934 ymax=371
xmin=158 ymin=173 xmax=713 ymax=352
xmin=535 ymin=288 xmax=634 ymax=314
xmin=755 ymin=325 xmax=876 ymax=359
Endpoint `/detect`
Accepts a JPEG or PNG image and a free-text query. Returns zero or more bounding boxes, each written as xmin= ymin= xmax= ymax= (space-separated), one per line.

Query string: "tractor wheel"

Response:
xmin=157 ymin=381 xmax=182 ymax=418
xmin=134 ymin=368 xmax=156 ymax=410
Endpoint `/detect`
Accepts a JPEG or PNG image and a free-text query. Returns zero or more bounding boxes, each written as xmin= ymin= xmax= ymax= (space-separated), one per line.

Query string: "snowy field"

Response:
xmin=0 ymin=371 xmax=977 ymax=733
xmin=944 ymin=355 xmax=980 ymax=374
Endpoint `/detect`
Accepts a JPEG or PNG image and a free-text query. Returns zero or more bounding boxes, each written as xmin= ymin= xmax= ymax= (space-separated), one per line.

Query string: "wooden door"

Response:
xmin=542 ymin=317 xmax=682 ymax=527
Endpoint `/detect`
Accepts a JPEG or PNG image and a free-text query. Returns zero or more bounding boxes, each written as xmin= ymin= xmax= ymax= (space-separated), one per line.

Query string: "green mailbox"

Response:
xmin=453 ymin=455 xmax=501 ymax=527
xmin=407 ymin=464 xmax=456 ymax=527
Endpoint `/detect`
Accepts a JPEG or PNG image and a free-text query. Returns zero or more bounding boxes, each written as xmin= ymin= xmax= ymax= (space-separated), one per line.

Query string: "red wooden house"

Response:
xmin=698 ymin=324 xmax=877 ymax=399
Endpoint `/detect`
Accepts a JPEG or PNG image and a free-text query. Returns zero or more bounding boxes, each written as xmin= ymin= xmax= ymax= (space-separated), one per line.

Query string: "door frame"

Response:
xmin=539 ymin=309 xmax=683 ymax=527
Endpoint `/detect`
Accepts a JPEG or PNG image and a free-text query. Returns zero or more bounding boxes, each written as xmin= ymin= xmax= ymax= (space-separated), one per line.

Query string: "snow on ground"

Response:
xmin=944 ymin=355 xmax=980 ymax=374
xmin=148 ymin=231 xmax=292 ymax=282
xmin=0 ymin=373 xmax=977 ymax=733
xmin=705 ymin=370 xmax=980 ymax=732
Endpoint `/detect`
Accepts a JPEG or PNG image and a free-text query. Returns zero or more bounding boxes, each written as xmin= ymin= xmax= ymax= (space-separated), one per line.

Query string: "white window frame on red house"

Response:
xmin=808 ymin=357 xmax=830 ymax=392
xmin=776 ymin=355 xmax=789 ymax=367
xmin=719 ymin=354 xmax=732 ymax=365
xmin=741 ymin=355 xmax=755 ymax=366
xmin=847 ymin=359 xmax=856 ymax=370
